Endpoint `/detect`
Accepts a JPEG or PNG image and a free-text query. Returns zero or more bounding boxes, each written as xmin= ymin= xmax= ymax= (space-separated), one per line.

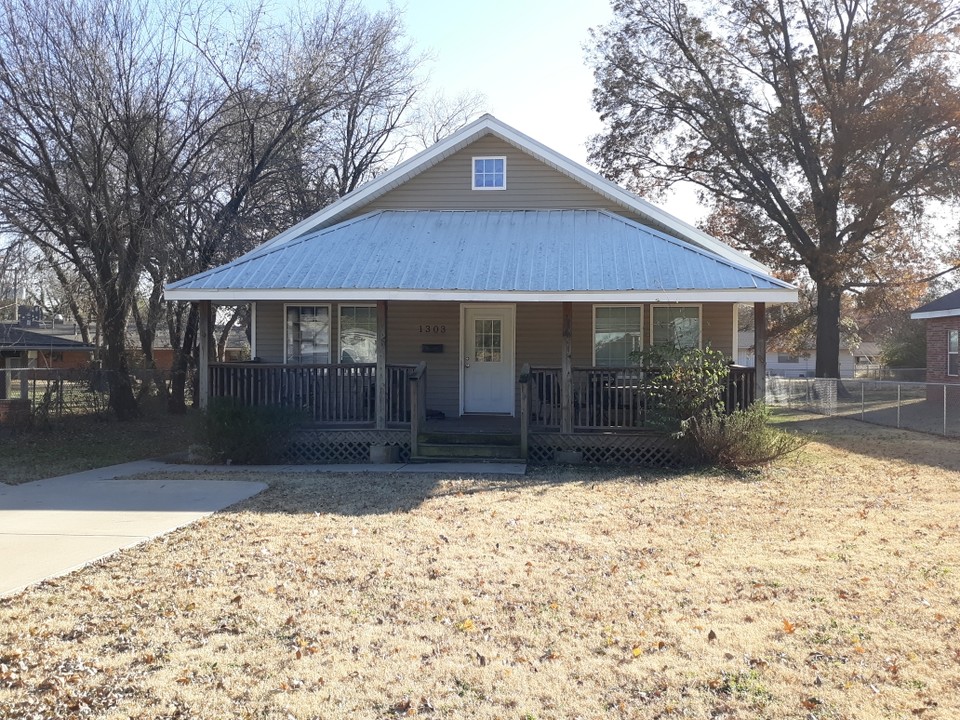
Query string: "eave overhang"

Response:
xmin=164 ymin=287 xmax=799 ymax=304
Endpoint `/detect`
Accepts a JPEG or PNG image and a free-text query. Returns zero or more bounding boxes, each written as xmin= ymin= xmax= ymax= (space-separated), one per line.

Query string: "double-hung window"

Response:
xmin=949 ymin=330 xmax=959 ymax=376
xmin=651 ymin=305 xmax=701 ymax=349
xmin=472 ymin=156 xmax=506 ymax=190
xmin=339 ymin=306 xmax=377 ymax=363
xmin=285 ymin=305 xmax=330 ymax=363
xmin=594 ymin=306 xmax=643 ymax=367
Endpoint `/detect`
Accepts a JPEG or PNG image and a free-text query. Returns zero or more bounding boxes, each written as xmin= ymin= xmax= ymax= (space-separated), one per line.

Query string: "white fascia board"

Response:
xmin=910 ymin=308 xmax=960 ymax=320
xmin=164 ymin=287 xmax=799 ymax=304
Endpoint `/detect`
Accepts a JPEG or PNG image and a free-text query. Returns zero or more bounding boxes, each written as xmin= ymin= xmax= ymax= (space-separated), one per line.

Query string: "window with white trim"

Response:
xmin=594 ymin=306 xmax=643 ymax=367
xmin=472 ymin=156 xmax=506 ymax=189
xmin=285 ymin=305 xmax=330 ymax=363
xmin=651 ymin=305 xmax=701 ymax=349
xmin=949 ymin=330 xmax=959 ymax=376
xmin=339 ymin=306 xmax=377 ymax=363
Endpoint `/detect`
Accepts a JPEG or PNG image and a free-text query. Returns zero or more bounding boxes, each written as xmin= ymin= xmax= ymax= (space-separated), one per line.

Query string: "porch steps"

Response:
xmin=412 ymin=431 xmax=522 ymax=462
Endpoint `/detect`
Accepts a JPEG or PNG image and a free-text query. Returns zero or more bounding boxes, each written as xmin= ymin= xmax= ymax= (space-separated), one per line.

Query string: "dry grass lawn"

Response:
xmin=2 ymin=412 xmax=959 ymax=719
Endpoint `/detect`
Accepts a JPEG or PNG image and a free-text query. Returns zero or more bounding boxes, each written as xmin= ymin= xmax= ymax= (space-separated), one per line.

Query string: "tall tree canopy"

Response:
xmin=591 ymin=0 xmax=960 ymax=378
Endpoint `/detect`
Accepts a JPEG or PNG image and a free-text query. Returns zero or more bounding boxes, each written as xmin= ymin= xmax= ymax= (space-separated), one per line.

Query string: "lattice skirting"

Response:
xmin=529 ymin=432 xmax=683 ymax=467
xmin=282 ymin=429 xmax=411 ymax=464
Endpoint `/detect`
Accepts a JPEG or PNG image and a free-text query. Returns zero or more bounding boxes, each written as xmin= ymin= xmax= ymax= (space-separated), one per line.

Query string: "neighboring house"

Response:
xmin=128 ymin=326 xmax=249 ymax=371
xmin=0 ymin=321 xmax=95 ymax=400
xmin=736 ymin=331 xmax=881 ymax=378
xmin=165 ymin=115 xmax=797 ymax=464
xmin=911 ymin=289 xmax=960 ymax=384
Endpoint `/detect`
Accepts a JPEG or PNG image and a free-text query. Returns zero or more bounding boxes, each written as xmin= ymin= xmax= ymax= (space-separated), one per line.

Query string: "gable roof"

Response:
xmin=251 ymin=114 xmax=769 ymax=274
xmin=911 ymin=288 xmax=960 ymax=319
xmin=166 ymin=209 xmax=796 ymax=303
xmin=0 ymin=323 xmax=94 ymax=352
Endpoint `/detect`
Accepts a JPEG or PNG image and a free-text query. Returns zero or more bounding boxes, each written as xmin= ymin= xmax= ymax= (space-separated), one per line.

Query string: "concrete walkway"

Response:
xmin=0 ymin=459 xmax=525 ymax=597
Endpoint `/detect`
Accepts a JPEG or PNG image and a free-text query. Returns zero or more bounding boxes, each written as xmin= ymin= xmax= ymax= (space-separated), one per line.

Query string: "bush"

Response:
xmin=202 ymin=398 xmax=302 ymax=464
xmin=632 ymin=344 xmax=731 ymax=430
xmin=682 ymin=403 xmax=806 ymax=470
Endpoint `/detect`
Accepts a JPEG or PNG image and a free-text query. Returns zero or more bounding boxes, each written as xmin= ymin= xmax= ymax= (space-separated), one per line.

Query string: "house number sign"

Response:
xmin=418 ymin=324 xmax=446 ymax=334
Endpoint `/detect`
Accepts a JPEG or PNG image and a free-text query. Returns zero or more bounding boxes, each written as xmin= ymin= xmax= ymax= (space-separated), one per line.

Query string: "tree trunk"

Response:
xmin=168 ymin=303 xmax=198 ymax=414
xmin=814 ymin=281 xmax=843 ymax=379
xmin=101 ymin=307 xmax=140 ymax=419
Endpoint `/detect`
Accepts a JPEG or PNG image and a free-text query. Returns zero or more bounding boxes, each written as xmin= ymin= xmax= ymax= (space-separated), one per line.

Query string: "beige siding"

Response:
xmin=348 ymin=136 xmax=645 ymax=221
xmin=701 ymin=303 xmax=735 ymax=357
xmin=386 ymin=301 xmax=461 ymax=418
xmin=253 ymin=300 xmax=737 ymax=416
xmin=254 ymin=302 xmax=284 ymax=362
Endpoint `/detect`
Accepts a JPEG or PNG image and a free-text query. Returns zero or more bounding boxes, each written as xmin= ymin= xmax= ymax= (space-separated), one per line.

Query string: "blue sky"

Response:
xmin=360 ymin=0 xmax=613 ymax=165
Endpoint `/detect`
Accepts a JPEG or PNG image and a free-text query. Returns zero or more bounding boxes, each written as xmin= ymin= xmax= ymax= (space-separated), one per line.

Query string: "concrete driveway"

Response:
xmin=0 ymin=462 xmax=267 ymax=597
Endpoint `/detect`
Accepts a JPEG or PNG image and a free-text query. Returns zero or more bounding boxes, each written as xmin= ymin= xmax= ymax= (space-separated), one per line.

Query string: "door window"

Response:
xmin=474 ymin=319 xmax=502 ymax=362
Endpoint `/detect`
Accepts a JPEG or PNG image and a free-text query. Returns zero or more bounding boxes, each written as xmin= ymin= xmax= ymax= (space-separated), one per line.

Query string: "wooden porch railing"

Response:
xmin=521 ymin=364 xmax=758 ymax=432
xmin=209 ymin=362 xmax=417 ymax=425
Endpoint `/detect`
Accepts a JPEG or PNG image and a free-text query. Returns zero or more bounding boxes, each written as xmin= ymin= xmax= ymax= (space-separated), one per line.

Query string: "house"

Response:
xmin=911 ymin=288 xmax=960 ymax=386
xmin=1 ymin=321 xmax=95 ymax=397
xmin=736 ymin=331 xmax=881 ymax=378
xmin=165 ymin=115 xmax=797 ymax=464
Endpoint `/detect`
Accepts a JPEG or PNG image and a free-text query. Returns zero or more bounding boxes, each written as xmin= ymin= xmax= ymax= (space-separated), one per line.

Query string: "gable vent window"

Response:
xmin=472 ymin=156 xmax=506 ymax=190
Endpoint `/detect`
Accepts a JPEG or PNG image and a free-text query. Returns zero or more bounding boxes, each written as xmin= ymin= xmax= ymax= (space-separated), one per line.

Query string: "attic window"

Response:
xmin=472 ymin=156 xmax=506 ymax=189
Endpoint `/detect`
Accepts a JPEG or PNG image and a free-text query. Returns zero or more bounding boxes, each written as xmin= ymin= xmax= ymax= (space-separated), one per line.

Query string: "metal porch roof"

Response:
xmin=165 ymin=210 xmax=796 ymax=302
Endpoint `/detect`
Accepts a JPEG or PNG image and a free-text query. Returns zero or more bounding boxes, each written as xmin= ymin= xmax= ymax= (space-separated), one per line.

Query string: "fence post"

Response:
xmin=897 ymin=383 xmax=901 ymax=429
xmin=944 ymin=384 xmax=948 ymax=437
xmin=860 ymin=381 xmax=864 ymax=421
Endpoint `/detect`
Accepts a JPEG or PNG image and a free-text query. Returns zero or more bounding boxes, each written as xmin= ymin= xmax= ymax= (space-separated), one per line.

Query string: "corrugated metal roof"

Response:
xmin=167 ymin=210 xmax=793 ymax=296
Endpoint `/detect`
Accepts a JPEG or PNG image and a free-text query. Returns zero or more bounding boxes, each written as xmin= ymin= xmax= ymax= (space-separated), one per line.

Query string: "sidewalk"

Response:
xmin=0 ymin=459 xmax=526 ymax=597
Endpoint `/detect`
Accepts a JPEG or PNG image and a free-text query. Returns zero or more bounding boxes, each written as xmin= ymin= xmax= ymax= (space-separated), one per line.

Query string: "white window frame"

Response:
xmin=283 ymin=303 xmax=331 ymax=364
xmin=650 ymin=304 xmax=703 ymax=349
xmin=471 ymin=155 xmax=506 ymax=190
xmin=338 ymin=304 xmax=378 ymax=364
xmin=949 ymin=329 xmax=959 ymax=376
xmin=592 ymin=304 xmax=644 ymax=367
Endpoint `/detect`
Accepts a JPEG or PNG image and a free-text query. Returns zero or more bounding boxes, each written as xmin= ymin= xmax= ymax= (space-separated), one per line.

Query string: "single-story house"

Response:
xmin=736 ymin=331 xmax=881 ymax=378
xmin=165 ymin=114 xmax=798 ymax=464
xmin=911 ymin=289 xmax=960 ymax=384
xmin=1 ymin=321 xmax=95 ymax=398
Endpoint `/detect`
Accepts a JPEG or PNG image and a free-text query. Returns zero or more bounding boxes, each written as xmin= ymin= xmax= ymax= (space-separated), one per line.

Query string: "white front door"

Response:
xmin=462 ymin=304 xmax=515 ymax=414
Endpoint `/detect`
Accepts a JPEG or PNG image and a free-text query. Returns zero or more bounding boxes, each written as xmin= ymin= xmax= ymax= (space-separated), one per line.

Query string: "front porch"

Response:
xmin=206 ymin=359 xmax=756 ymax=466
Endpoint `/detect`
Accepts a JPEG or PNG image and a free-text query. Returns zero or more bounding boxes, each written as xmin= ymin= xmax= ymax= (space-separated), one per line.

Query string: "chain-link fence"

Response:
xmin=0 ymin=366 xmax=194 ymax=424
xmin=768 ymin=376 xmax=960 ymax=437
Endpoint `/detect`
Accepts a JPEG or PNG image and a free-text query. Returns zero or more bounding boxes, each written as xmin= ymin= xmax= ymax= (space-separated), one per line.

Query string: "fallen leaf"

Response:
xmin=783 ymin=619 xmax=796 ymax=634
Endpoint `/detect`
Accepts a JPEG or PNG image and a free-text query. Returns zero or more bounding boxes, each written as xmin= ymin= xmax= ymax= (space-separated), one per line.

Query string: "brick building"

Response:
xmin=911 ymin=289 xmax=960 ymax=388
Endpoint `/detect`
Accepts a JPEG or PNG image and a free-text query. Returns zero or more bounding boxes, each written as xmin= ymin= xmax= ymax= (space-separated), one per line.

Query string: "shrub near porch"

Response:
xmin=0 ymin=414 xmax=957 ymax=719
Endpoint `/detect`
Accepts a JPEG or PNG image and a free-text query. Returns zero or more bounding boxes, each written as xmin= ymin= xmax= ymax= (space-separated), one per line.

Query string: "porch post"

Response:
xmin=754 ymin=302 xmax=767 ymax=401
xmin=198 ymin=300 xmax=211 ymax=410
xmin=375 ymin=300 xmax=387 ymax=430
xmin=561 ymin=301 xmax=574 ymax=434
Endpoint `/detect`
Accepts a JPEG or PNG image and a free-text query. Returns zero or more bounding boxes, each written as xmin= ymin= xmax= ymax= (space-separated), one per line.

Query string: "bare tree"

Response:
xmin=0 ymin=0 xmax=429 ymax=416
xmin=407 ymin=90 xmax=486 ymax=150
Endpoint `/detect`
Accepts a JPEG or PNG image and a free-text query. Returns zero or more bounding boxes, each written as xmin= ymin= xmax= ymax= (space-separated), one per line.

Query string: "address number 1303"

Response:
xmin=418 ymin=324 xmax=446 ymax=334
